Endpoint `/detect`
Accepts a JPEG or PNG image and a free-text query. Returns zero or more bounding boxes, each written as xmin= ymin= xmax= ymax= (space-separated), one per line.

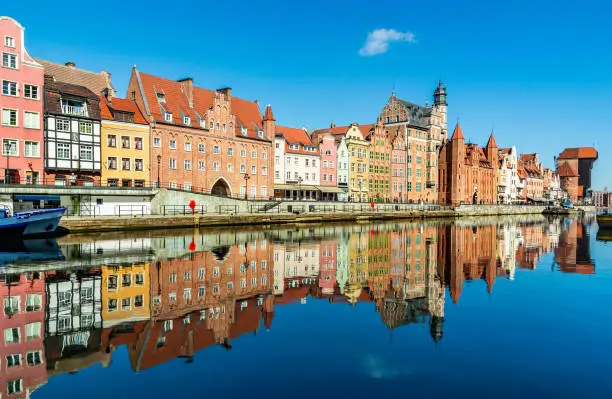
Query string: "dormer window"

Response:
xmin=241 ymin=127 xmax=248 ymax=136
xmin=183 ymin=116 xmax=190 ymax=125
xmin=165 ymin=112 xmax=173 ymax=122
xmin=60 ymin=99 xmax=87 ymax=117
xmin=257 ymin=130 xmax=264 ymax=138
xmin=200 ymin=119 xmax=206 ymax=128
xmin=156 ymin=92 xmax=166 ymax=103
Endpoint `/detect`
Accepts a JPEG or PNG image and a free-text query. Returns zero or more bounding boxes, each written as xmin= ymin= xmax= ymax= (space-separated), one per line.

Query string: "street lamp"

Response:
xmin=4 ymin=141 xmax=14 ymax=184
xmin=156 ymin=154 xmax=161 ymax=188
xmin=243 ymin=172 xmax=250 ymax=200
xmin=358 ymin=179 xmax=362 ymax=203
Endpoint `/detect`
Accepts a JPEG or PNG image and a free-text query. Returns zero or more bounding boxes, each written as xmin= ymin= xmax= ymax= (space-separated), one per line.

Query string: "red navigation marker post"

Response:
xmin=189 ymin=200 xmax=196 ymax=216
xmin=370 ymin=201 xmax=375 ymax=212
xmin=189 ymin=237 xmax=196 ymax=252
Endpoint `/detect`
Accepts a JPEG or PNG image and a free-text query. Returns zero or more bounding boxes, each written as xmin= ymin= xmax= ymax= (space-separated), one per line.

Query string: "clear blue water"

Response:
xmin=2 ymin=215 xmax=611 ymax=399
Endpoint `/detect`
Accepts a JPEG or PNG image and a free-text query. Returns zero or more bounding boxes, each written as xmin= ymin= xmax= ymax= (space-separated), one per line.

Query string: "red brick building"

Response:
xmin=556 ymin=147 xmax=598 ymax=203
xmin=438 ymin=124 xmax=498 ymax=205
xmin=127 ymin=67 xmax=274 ymax=198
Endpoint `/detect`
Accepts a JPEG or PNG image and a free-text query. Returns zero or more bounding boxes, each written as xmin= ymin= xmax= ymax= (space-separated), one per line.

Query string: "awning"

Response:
xmin=274 ymin=184 xmax=320 ymax=191
xmin=317 ymin=186 xmax=344 ymax=194
xmin=14 ymin=195 xmax=61 ymax=201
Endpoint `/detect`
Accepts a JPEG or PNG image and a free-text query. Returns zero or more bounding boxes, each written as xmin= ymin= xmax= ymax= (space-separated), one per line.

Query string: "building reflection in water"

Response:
xmin=0 ymin=217 xmax=594 ymax=395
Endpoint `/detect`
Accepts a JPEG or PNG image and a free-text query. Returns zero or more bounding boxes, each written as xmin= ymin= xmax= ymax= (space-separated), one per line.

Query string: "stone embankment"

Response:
xmin=58 ymin=204 xmax=595 ymax=233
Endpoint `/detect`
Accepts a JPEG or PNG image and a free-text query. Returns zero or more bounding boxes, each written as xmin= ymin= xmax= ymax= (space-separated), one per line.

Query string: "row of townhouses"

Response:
xmin=0 ymin=16 xmax=597 ymax=204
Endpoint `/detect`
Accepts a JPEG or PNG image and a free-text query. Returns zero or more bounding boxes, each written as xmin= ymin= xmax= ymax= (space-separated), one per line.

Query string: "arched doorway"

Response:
xmin=211 ymin=178 xmax=231 ymax=197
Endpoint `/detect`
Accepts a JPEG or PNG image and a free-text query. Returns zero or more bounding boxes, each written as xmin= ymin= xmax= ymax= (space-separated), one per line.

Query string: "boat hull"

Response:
xmin=0 ymin=208 xmax=66 ymax=237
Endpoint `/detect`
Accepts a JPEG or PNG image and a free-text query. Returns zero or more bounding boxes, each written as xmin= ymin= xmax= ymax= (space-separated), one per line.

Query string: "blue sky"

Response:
xmin=5 ymin=0 xmax=611 ymax=188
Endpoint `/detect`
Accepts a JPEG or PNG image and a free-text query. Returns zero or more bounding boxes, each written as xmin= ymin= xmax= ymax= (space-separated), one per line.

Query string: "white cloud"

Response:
xmin=358 ymin=28 xmax=416 ymax=57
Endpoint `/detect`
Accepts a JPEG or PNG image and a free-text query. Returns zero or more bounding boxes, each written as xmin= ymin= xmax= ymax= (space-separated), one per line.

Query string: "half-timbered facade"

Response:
xmin=43 ymin=80 xmax=101 ymax=185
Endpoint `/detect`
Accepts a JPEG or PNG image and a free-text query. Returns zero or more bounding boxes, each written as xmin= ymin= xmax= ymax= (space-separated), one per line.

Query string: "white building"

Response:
xmin=336 ymin=137 xmax=350 ymax=202
xmin=498 ymin=147 xmax=522 ymax=204
xmin=273 ymin=125 xmax=320 ymax=200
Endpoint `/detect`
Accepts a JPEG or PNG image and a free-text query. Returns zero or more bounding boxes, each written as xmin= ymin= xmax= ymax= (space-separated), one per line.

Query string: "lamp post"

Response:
xmin=156 ymin=154 xmax=161 ymax=188
xmin=297 ymin=176 xmax=303 ymax=200
xmin=243 ymin=172 xmax=250 ymax=200
xmin=4 ymin=141 xmax=13 ymax=184
xmin=358 ymin=179 xmax=362 ymax=203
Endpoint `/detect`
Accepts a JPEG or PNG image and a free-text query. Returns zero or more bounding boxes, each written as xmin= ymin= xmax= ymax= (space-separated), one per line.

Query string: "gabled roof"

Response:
xmin=558 ymin=147 xmax=598 ymax=160
xmin=312 ymin=123 xmax=374 ymax=139
xmin=36 ymin=59 xmax=114 ymax=95
xmin=99 ymin=96 xmax=148 ymax=125
xmin=450 ymin=124 xmax=464 ymax=140
xmin=276 ymin=125 xmax=312 ymax=146
xmin=520 ymin=153 xmax=537 ymax=162
xmin=396 ymin=97 xmax=431 ymax=128
xmin=136 ymin=70 xmax=266 ymax=141
xmin=558 ymin=162 xmax=578 ymax=177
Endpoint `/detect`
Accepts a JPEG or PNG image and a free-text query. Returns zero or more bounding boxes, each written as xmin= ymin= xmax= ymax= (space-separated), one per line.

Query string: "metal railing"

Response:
xmin=115 ymin=205 xmax=148 ymax=217
xmin=161 ymin=205 xmax=208 ymax=216
xmin=217 ymin=205 xmax=238 ymax=214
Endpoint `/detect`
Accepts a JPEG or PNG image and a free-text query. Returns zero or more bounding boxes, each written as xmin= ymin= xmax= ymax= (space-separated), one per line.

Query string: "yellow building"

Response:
xmin=346 ymin=124 xmax=372 ymax=202
xmin=101 ymin=263 xmax=151 ymax=327
xmin=99 ymin=96 xmax=150 ymax=187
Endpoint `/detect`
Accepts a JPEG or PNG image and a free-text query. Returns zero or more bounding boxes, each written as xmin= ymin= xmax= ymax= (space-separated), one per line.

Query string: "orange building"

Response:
xmin=438 ymin=124 xmax=498 ymax=205
xmin=556 ymin=147 xmax=598 ymax=203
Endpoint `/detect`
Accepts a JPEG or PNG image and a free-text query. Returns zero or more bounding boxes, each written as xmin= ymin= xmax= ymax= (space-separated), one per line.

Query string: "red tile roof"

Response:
xmin=99 ymin=96 xmax=148 ymax=125
xmin=263 ymin=105 xmax=275 ymax=121
xmin=558 ymin=147 xmax=598 ymax=160
xmin=312 ymin=123 xmax=374 ymax=138
xmin=557 ymin=162 xmax=578 ymax=177
xmin=137 ymin=71 xmax=266 ymax=141
xmin=36 ymin=59 xmax=115 ymax=95
xmin=276 ymin=125 xmax=312 ymax=145
xmin=451 ymin=123 xmax=464 ymax=140
xmin=520 ymin=153 xmax=536 ymax=163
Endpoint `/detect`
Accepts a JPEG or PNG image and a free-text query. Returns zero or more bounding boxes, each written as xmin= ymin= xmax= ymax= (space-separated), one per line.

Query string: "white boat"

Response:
xmin=0 ymin=206 xmax=67 ymax=237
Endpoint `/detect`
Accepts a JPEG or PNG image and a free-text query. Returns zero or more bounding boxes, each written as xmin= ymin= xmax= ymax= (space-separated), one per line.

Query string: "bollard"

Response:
xmin=194 ymin=215 xmax=200 ymax=226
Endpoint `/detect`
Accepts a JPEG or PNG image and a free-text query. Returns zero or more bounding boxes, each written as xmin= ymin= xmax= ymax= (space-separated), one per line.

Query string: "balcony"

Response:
xmin=426 ymin=181 xmax=436 ymax=188
xmin=61 ymin=103 xmax=88 ymax=117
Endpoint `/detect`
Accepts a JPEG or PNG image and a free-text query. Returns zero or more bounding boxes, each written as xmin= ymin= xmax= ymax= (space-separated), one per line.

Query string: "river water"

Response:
xmin=1 ymin=215 xmax=611 ymax=398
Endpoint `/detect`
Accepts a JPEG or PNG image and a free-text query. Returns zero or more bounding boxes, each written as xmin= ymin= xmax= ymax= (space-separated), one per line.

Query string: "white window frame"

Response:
xmin=2 ymin=79 xmax=17 ymax=96
xmin=23 ymin=111 xmax=40 ymax=130
xmin=4 ymin=36 xmax=15 ymax=48
xmin=24 ymin=140 xmax=40 ymax=158
xmin=165 ymin=112 xmax=173 ymax=122
xmin=56 ymin=118 xmax=70 ymax=132
xmin=1 ymin=108 xmax=18 ymax=126
xmin=153 ymin=137 xmax=161 ymax=147
xmin=184 ymin=159 xmax=191 ymax=170
xmin=183 ymin=116 xmax=190 ymax=125
xmin=23 ymin=84 xmax=39 ymax=100
xmin=2 ymin=52 xmax=17 ymax=69
xmin=169 ymin=139 xmax=176 ymax=149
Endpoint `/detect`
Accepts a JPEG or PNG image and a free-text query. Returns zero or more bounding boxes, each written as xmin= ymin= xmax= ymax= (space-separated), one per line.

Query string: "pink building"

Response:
xmin=313 ymin=130 xmax=339 ymax=201
xmin=0 ymin=272 xmax=47 ymax=398
xmin=0 ymin=17 xmax=44 ymax=184
xmin=319 ymin=240 xmax=337 ymax=295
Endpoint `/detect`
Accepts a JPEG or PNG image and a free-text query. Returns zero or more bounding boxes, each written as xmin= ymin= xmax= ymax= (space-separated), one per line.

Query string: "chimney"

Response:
xmin=65 ymin=61 xmax=76 ymax=68
xmin=217 ymin=87 xmax=232 ymax=102
xmin=104 ymin=88 xmax=112 ymax=103
xmin=100 ymin=71 xmax=114 ymax=97
xmin=178 ymin=78 xmax=194 ymax=108
xmin=331 ymin=122 xmax=336 ymax=128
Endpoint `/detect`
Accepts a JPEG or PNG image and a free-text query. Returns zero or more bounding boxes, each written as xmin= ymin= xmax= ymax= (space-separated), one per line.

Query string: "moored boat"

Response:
xmin=0 ymin=206 xmax=67 ymax=237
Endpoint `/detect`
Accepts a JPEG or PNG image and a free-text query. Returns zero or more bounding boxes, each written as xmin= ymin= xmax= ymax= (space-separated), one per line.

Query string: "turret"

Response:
xmin=263 ymin=104 xmax=275 ymax=140
xmin=433 ymin=80 xmax=447 ymax=106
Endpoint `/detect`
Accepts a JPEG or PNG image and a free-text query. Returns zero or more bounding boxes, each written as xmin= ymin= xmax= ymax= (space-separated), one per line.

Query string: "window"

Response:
xmin=121 ymin=297 xmax=131 ymax=310
xmin=153 ymin=137 xmax=161 ymax=147
xmin=7 ymin=379 xmax=23 ymax=395
xmin=122 ymin=273 xmax=132 ymax=287
xmin=169 ymin=158 xmax=176 ymax=169
xmin=135 ymin=295 xmax=144 ymax=307
xmin=198 ymin=286 xmax=205 ymax=297
xmin=165 ymin=112 xmax=173 ymax=122
xmin=262 ymin=167 xmax=267 ymax=175
xmin=134 ymin=137 xmax=143 ymax=150
xmin=184 ymin=288 xmax=191 ymax=301
xmin=24 ymin=84 xmax=39 ymax=99
xmin=121 ymin=158 xmax=130 ymax=170
xmin=240 ymin=164 xmax=246 ymax=173
xmin=6 ymin=354 xmax=21 ymax=367
xmin=56 ymin=118 xmax=70 ymax=132
xmin=184 ymin=141 xmax=191 ymax=151
xmin=80 ymin=145 xmax=93 ymax=161
xmin=27 ymin=351 xmax=42 ymax=366
xmin=213 ymin=161 xmax=220 ymax=171
xmin=107 ymin=275 xmax=118 ymax=290
xmin=156 ymin=92 xmax=166 ymax=102
xmin=2 ymin=80 xmax=17 ymax=96
xmin=2 ymin=108 xmax=17 ymax=126
xmin=4 ymin=36 xmax=15 ymax=47
xmin=4 ymin=296 xmax=19 ymax=315
xmin=107 ymin=134 xmax=117 ymax=148
xmin=107 ymin=157 xmax=118 ymax=170
xmin=2 ymin=52 xmax=17 ymax=69
xmin=79 ymin=121 xmax=93 ymax=135
xmin=2 ymin=138 xmax=18 ymax=156
xmin=251 ymin=165 xmax=257 ymax=174
xmin=24 ymin=141 xmax=40 ymax=158
xmin=240 ymin=149 xmax=246 ymax=157
xmin=198 ymin=161 xmax=205 ymax=171
xmin=184 ymin=116 xmax=190 ymax=125
xmin=213 ymin=145 xmax=221 ymax=154
xmin=169 ymin=139 xmax=176 ymax=149
xmin=4 ymin=327 xmax=19 ymax=344
xmin=216 ymin=122 xmax=220 ymax=131
xmin=198 ymin=143 xmax=205 ymax=152
xmin=209 ymin=120 xmax=214 ymax=129
xmin=252 ymin=151 xmax=257 ymax=159
xmin=24 ymin=294 xmax=42 ymax=312
xmin=251 ymin=185 xmax=256 ymax=197
xmin=275 ymin=170 xmax=280 ymax=179
xmin=184 ymin=159 xmax=191 ymax=170
xmin=25 ymin=322 xmax=41 ymax=340
xmin=135 ymin=158 xmax=144 ymax=171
